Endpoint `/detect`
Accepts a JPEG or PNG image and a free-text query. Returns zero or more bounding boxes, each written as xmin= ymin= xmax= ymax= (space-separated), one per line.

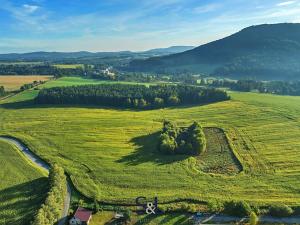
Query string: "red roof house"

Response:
xmin=69 ymin=207 xmax=92 ymax=225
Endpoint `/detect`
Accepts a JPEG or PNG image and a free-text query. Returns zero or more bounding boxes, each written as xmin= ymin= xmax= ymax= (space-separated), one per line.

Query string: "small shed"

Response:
xmin=69 ymin=207 xmax=92 ymax=225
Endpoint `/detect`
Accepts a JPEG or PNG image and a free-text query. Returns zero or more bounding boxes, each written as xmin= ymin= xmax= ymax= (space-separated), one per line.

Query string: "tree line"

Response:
xmin=31 ymin=164 xmax=67 ymax=225
xmin=20 ymin=80 xmax=46 ymax=91
xmin=211 ymin=79 xmax=300 ymax=96
xmin=159 ymin=121 xmax=206 ymax=155
xmin=0 ymin=64 xmax=85 ymax=77
xmin=35 ymin=84 xmax=230 ymax=109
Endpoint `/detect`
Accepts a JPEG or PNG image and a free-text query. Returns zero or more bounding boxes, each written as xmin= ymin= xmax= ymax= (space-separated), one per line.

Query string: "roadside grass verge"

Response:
xmin=0 ymin=140 xmax=48 ymax=225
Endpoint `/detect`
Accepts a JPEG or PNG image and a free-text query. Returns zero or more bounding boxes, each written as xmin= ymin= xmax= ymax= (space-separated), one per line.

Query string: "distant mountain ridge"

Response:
xmin=129 ymin=23 xmax=300 ymax=81
xmin=142 ymin=46 xmax=194 ymax=54
xmin=0 ymin=46 xmax=194 ymax=61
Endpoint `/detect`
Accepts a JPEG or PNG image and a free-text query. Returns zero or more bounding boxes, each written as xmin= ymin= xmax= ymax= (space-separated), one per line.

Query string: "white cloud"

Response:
xmin=194 ymin=3 xmax=221 ymax=14
xmin=23 ymin=4 xmax=39 ymax=13
xmin=277 ymin=1 xmax=296 ymax=6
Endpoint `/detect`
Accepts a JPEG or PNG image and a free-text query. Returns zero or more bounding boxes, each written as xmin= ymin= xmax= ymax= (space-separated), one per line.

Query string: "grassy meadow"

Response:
xmin=0 ymin=77 xmax=300 ymax=207
xmin=0 ymin=140 xmax=48 ymax=225
xmin=0 ymin=75 xmax=53 ymax=91
xmin=53 ymin=64 xmax=84 ymax=69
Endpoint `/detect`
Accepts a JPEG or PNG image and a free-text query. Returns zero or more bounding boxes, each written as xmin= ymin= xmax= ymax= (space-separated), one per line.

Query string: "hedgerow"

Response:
xmin=31 ymin=164 xmax=67 ymax=225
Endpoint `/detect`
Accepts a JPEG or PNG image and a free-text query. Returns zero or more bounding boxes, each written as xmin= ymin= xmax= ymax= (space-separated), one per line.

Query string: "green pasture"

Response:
xmin=53 ymin=64 xmax=84 ymax=69
xmin=41 ymin=76 xmax=152 ymax=89
xmin=0 ymin=77 xmax=300 ymax=207
xmin=0 ymin=140 xmax=48 ymax=225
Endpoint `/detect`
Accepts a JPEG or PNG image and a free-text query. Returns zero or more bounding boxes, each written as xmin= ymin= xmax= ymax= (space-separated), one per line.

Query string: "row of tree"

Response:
xmin=211 ymin=79 xmax=300 ymax=96
xmin=20 ymin=80 xmax=46 ymax=91
xmin=35 ymin=84 xmax=230 ymax=109
xmin=31 ymin=164 xmax=67 ymax=225
xmin=159 ymin=121 xmax=206 ymax=155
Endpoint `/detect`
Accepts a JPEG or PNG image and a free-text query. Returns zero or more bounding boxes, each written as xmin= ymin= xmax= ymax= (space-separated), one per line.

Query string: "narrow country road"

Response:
xmin=192 ymin=213 xmax=300 ymax=224
xmin=0 ymin=136 xmax=71 ymax=225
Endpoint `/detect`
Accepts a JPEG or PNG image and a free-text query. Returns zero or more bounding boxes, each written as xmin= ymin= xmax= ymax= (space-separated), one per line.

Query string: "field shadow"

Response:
xmin=0 ymin=99 xmax=151 ymax=112
xmin=0 ymin=99 xmax=35 ymax=109
xmin=0 ymin=97 xmax=224 ymax=111
xmin=117 ymin=132 xmax=189 ymax=166
xmin=0 ymin=177 xmax=48 ymax=224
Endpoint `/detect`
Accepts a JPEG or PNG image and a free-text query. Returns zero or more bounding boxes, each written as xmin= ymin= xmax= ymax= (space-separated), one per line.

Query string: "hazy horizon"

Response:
xmin=0 ymin=0 xmax=300 ymax=53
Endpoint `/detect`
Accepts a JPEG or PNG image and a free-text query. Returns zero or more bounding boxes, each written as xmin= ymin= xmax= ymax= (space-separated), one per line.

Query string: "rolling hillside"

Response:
xmin=129 ymin=23 xmax=300 ymax=80
xmin=1 ymin=77 xmax=300 ymax=206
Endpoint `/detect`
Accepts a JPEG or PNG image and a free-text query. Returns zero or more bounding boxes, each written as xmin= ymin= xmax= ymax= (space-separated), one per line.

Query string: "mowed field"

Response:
xmin=0 ymin=140 xmax=48 ymax=225
xmin=53 ymin=64 xmax=84 ymax=69
xmin=0 ymin=75 xmax=53 ymax=91
xmin=0 ymin=77 xmax=300 ymax=206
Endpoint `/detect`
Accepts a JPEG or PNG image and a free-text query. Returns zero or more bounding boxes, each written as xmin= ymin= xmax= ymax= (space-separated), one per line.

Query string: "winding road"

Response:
xmin=0 ymin=136 xmax=71 ymax=225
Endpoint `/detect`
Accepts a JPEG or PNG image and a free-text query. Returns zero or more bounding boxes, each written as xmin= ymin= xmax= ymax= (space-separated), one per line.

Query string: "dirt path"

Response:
xmin=0 ymin=136 xmax=71 ymax=225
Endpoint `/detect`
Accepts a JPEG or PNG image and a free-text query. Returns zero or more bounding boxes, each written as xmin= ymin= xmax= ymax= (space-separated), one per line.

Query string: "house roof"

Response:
xmin=74 ymin=207 xmax=92 ymax=222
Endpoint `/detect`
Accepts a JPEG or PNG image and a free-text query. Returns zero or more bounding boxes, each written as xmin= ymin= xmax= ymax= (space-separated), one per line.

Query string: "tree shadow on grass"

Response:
xmin=0 ymin=177 xmax=48 ymax=225
xmin=116 ymin=132 xmax=190 ymax=166
xmin=0 ymin=99 xmax=154 ymax=112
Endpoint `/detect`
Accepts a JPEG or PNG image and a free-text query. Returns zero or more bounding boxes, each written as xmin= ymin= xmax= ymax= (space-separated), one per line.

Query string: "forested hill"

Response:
xmin=129 ymin=23 xmax=300 ymax=81
xmin=0 ymin=46 xmax=193 ymax=61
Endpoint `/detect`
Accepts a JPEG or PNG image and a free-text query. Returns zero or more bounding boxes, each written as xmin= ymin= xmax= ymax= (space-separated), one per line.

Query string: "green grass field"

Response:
xmin=53 ymin=64 xmax=84 ymax=69
xmin=0 ymin=77 xmax=300 ymax=207
xmin=0 ymin=140 xmax=48 ymax=225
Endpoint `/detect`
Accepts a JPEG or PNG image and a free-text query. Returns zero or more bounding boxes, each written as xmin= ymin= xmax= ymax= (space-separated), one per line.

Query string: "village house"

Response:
xmin=69 ymin=207 xmax=92 ymax=225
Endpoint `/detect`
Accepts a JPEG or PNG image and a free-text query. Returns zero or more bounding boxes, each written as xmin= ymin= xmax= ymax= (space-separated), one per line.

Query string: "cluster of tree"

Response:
xmin=158 ymin=121 xmax=206 ymax=155
xmin=211 ymin=79 xmax=300 ymax=96
xmin=20 ymin=80 xmax=46 ymax=91
xmin=35 ymin=84 xmax=230 ymax=109
xmin=0 ymin=86 xmax=5 ymax=96
xmin=31 ymin=164 xmax=67 ymax=225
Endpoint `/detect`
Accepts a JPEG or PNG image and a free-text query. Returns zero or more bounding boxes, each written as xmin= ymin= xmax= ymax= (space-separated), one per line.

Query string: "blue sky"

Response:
xmin=0 ymin=0 xmax=300 ymax=53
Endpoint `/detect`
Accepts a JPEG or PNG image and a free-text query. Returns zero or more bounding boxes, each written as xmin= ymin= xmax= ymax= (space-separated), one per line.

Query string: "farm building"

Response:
xmin=69 ymin=207 xmax=92 ymax=225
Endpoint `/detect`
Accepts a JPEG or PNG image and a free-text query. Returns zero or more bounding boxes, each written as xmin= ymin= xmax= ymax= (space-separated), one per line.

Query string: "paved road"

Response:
xmin=0 ymin=136 xmax=71 ymax=225
xmin=193 ymin=213 xmax=300 ymax=224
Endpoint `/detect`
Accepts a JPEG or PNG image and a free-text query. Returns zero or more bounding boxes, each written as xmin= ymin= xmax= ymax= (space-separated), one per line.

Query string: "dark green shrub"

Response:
xmin=223 ymin=201 xmax=251 ymax=217
xmin=208 ymin=200 xmax=224 ymax=213
xmin=249 ymin=204 xmax=261 ymax=215
xmin=269 ymin=204 xmax=294 ymax=217
xmin=293 ymin=206 xmax=300 ymax=215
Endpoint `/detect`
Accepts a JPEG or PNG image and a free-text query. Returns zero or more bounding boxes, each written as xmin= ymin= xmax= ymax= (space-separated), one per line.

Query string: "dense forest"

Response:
xmin=35 ymin=84 xmax=230 ymax=109
xmin=211 ymin=80 xmax=300 ymax=96
xmin=0 ymin=64 xmax=84 ymax=77
xmin=159 ymin=121 xmax=206 ymax=155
